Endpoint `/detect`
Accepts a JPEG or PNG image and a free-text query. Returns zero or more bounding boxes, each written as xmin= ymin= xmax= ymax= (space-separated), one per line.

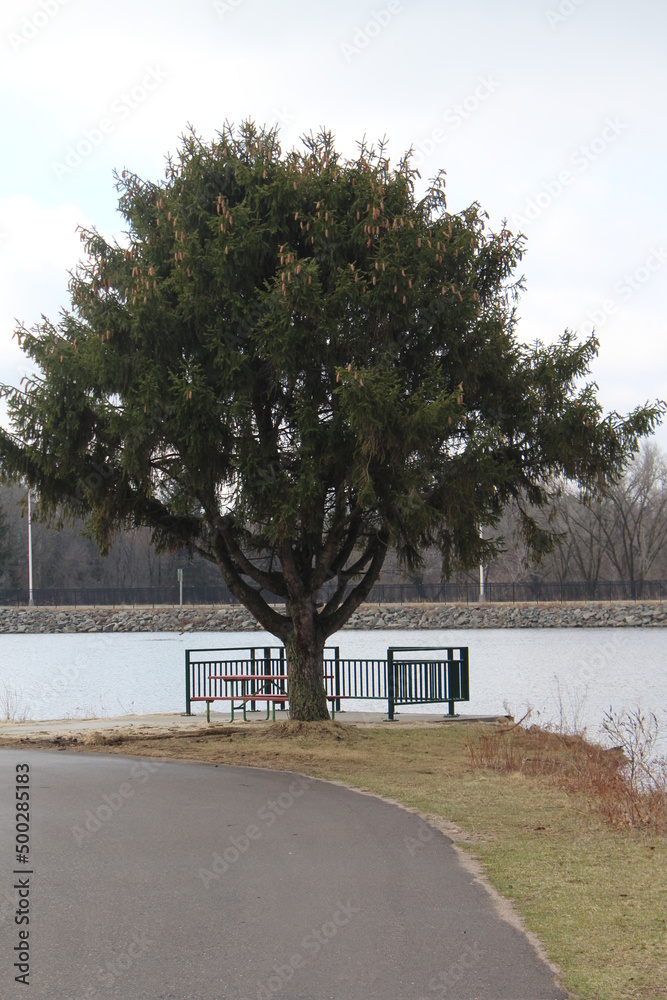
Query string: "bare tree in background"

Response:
xmin=551 ymin=487 xmax=608 ymax=586
xmin=599 ymin=442 xmax=667 ymax=594
xmin=0 ymin=491 xmax=19 ymax=586
xmin=481 ymin=445 xmax=667 ymax=595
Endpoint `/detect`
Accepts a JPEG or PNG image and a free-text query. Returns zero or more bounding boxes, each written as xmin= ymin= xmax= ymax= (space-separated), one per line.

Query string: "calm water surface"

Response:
xmin=1 ymin=628 xmax=665 ymax=748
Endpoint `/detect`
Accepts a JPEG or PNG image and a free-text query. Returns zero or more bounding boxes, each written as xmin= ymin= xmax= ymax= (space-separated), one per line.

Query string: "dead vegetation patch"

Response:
xmin=468 ymin=709 xmax=667 ymax=833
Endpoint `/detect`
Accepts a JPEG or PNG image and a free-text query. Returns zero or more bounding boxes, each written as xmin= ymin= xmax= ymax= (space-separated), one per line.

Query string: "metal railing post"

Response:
xmin=387 ymin=649 xmax=395 ymax=721
xmin=185 ymin=650 xmax=192 ymax=715
xmin=250 ymin=648 xmax=257 ymax=712
xmin=459 ymin=647 xmax=470 ymax=710
xmin=264 ymin=646 xmax=272 ymax=709
xmin=447 ymin=648 xmax=455 ymax=716
xmin=279 ymin=646 xmax=286 ymax=710
xmin=334 ymin=646 xmax=341 ymax=713
xmin=250 ymin=648 xmax=256 ymax=713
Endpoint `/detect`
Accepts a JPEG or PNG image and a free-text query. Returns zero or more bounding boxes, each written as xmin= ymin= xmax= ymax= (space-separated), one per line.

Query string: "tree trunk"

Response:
xmin=283 ymin=601 xmax=330 ymax=721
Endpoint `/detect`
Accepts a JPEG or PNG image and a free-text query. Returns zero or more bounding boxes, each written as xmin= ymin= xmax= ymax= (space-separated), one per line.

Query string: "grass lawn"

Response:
xmin=3 ymin=718 xmax=666 ymax=999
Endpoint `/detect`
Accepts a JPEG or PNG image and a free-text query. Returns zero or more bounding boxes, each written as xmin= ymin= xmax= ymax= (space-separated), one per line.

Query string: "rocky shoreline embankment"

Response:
xmin=0 ymin=601 xmax=664 ymax=633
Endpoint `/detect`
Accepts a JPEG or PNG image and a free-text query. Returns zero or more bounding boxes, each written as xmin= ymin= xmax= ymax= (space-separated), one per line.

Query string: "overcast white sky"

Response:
xmin=1 ymin=0 xmax=665 ymax=447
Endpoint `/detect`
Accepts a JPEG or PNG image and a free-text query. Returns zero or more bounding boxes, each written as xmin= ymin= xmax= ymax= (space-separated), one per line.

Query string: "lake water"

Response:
xmin=1 ymin=629 xmax=665 ymax=750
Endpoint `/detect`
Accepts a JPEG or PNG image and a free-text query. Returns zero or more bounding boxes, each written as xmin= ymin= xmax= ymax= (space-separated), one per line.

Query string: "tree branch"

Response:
xmin=215 ymin=515 xmax=289 ymax=596
xmin=310 ymin=501 xmax=362 ymax=592
xmin=210 ymin=529 xmax=287 ymax=635
xmin=320 ymin=528 xmax=390 ymax=636
xmin=318 ymin=536 xmax=379 ymax=617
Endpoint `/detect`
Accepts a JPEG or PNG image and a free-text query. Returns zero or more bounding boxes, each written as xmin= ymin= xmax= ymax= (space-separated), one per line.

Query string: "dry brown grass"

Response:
xmin=469 ymin=711 xmax=667 ymax=833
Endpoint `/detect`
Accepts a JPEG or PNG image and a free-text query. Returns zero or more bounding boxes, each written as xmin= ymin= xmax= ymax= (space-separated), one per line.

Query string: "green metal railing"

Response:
xmin=186 ymin=644 xmax=469 ymax=719
xmin=386 ymin=646 xmax=470 ymax=720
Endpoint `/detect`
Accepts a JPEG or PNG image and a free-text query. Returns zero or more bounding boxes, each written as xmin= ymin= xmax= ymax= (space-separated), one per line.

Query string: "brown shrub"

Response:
xmin=468 ymin=709 xmax=667 ymax=833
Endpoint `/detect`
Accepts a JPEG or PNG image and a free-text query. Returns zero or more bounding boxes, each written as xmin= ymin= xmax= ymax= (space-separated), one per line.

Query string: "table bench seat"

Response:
xmin=197 ymin=673 xmax=289 ymax=721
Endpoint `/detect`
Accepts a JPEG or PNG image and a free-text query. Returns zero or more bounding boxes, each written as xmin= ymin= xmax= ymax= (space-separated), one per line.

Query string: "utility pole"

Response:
xmin=27 ymin=489 xmax=34 ymax=606
xmin=479 ymin=524 xmax=485 ymax=601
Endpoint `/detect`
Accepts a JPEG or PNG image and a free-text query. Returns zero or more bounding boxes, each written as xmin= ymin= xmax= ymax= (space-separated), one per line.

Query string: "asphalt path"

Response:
xmin=0 ymin=750 xmax=567 ymax=999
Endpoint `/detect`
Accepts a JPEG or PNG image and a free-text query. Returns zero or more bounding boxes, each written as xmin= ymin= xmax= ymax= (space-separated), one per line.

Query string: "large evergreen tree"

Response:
xmin=0 ymin=123 xmax=662 ymax=718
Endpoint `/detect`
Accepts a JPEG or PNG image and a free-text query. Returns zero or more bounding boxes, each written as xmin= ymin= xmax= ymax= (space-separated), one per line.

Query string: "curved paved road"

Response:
xmin=0 ymin=750 xmax=566 ymax=999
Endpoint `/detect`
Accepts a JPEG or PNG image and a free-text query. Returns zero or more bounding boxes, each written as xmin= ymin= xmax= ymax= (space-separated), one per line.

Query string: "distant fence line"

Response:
xmin=0 ymin=579 xmax=664 ymax=608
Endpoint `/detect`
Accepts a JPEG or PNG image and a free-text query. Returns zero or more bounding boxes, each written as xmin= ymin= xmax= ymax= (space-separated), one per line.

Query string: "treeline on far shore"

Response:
xmin=1 ymin=443 xmax=666 ymax=594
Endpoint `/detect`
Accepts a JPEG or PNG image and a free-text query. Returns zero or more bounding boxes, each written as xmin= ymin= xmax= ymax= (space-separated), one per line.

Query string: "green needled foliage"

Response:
xmin=0 ymin=122 xmax=663 ymax=718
